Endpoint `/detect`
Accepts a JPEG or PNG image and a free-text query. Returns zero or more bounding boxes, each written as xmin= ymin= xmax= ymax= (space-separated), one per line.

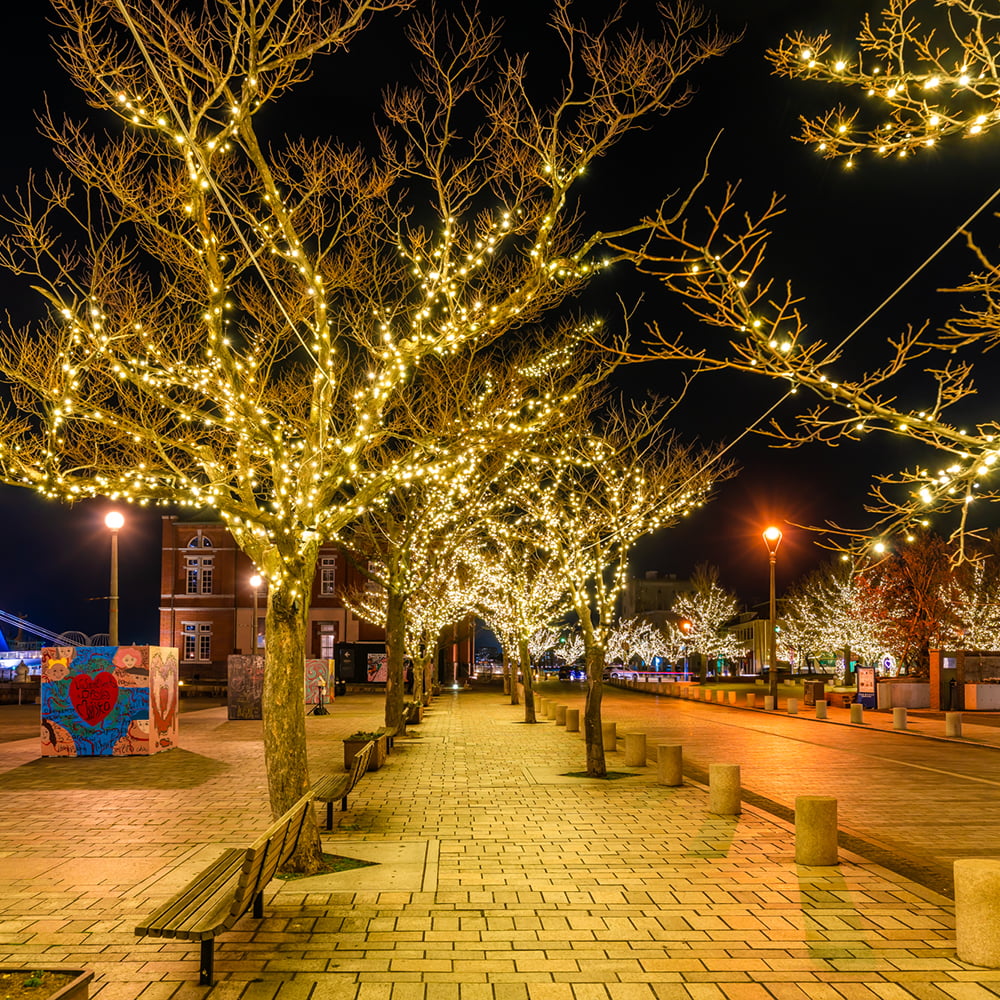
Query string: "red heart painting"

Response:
xmin=69 ymin=671 xmax=119 ymax=726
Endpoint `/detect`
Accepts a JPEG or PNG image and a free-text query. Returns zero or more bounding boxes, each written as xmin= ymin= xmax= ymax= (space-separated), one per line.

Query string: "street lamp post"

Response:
xmin=105 ymin=511 xmax=124 ymax=646
xmin=763 ymin=526 xmax=783 ymax=704
xmin=249 ymin=574 xmax=262 ymax=655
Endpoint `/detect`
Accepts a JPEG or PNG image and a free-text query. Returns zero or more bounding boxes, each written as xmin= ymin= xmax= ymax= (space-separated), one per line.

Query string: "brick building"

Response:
xmin=158 ymin=515 xmax=383 ymax=679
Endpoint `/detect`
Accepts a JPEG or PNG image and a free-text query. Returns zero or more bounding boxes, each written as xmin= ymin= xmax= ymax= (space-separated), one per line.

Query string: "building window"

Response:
xmin=320 ymin=557 xmax=336 ymax=595
xmin=318 ymin=622 xmax=338 ymax=659
xmin=182 ymin=623 xmax=212 ymax=661
xmin=185 ymin=556 xmax=214 ymax=594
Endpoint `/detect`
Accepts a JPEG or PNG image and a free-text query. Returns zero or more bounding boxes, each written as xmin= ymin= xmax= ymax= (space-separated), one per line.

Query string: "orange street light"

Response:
xmin=762 ymin=526 xmax=783 ymax=704
xmin=105 ymin=511 xmax=124 ymax=645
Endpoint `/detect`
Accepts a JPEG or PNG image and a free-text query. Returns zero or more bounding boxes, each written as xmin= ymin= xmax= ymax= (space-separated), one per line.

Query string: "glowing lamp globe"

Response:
xmin=105 ymin=511 xmax=125 ymax=531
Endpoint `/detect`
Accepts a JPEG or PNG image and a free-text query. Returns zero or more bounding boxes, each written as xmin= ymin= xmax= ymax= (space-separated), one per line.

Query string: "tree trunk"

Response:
xmin=505 ymin=648 xmax=519 ymax=704
xmin=582 ymin=637 xmax=607 ymax=778
xmin=262 ymin=579 xmax=323 ymax=872
xmin=384 ymin=588 xmax=406 ymax=732
xmin=519 ymin=635 xmax=536 ymax=722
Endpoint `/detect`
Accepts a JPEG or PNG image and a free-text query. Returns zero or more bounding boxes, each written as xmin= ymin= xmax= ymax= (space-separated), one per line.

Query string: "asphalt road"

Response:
xmin=535 ymin=679 xmax=1000 ymax=897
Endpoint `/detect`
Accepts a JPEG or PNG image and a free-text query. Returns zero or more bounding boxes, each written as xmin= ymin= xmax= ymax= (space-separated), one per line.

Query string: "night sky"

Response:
xmin=0 ymin=1 xmax=998 ymax=642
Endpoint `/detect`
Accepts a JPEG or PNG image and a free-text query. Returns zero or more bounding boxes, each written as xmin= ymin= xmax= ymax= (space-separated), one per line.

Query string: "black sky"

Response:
xmin=1 ymin=1 xmax=999 ymax=640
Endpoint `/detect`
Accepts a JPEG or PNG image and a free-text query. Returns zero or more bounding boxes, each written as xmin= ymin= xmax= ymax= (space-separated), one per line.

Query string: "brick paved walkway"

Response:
xmin=0 ymin=687 xmax=988 ymax=999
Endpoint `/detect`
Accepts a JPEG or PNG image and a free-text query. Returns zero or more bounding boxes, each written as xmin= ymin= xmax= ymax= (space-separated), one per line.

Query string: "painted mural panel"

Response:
xmin=304 ymin=659 xmax=333 ymax=704
xmin=40 ymin=646 xmax=179 ymax=756
xmin=366 ymin=651 xmax=388 ymax=683
xmin=227 ymin=654 xmax=265 ymax=720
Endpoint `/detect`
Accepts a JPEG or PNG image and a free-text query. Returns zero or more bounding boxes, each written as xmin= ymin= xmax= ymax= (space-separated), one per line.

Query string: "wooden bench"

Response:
xmin=374 ymin=724 xmax=397 ymax=751
xmin=135 ymin=791 xmax=314 ymax=986
xmin=312 ymin=739 xmax=373 ymax=830
xmin=830 ymin=692 xmax=854 ymax=709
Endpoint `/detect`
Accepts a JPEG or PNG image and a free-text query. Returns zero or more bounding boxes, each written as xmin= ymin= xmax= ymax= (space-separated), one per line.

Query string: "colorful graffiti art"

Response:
xmin=367 ymin=652 xmax=388 ymax=684
xmin=227 ymin=655 xmax=265 ymax=720
xmin=40 ymin=646 xmax=179 ymax=757
xmin=304 ymin=659 xmax=333 ymax=705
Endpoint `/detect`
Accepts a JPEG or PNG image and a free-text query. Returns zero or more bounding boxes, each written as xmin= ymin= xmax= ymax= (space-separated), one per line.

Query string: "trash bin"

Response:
xmin=803 ymin=680 xmax=825 ymax=707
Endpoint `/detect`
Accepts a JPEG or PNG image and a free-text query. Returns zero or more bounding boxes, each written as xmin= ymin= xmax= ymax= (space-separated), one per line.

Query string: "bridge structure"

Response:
xmin=0 ymin=609 xmax=109 ymax=655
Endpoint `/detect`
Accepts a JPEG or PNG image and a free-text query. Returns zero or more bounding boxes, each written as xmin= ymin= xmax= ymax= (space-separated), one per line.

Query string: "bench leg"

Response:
xmin=200 ymin=938 xmax=215 ymax=986
xmin=341 ymin=795 xmax=348 ymax=812
xmin=326 ymin=800 xmax=334 ymax=830
xmin=253 ymin=890 xmax=264 ymax=919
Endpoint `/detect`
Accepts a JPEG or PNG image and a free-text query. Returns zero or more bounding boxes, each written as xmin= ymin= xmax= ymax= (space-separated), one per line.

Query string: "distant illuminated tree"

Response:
xmin=606 ymin=616 xmax=667 ymax=668
xmin=669 ymin=564 xmax=740 ymax=679
xmin=0 ymin=2 xmax=732 ymax=869
xmin=952 ymin=554 xmax=1000 ymax=650
xmin=473 ymin=536 xmax=568 ymax=717
xmin=510 ymin=402 xmax=727 ymax=775
xmin=781 ymin=558 xmax=885 ymax=679
xmin=559 ymin=630 xmax=586 ymax=666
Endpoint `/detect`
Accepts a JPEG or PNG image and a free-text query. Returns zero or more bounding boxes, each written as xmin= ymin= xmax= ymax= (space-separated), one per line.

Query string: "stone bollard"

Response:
xmin=538 ymin=698 xmax=548 ymax=718
xmin=946 ymin=712 xmax=963 ymax=738
xmin=763 ymin=695 xmax=775 ymax=711
xmin=602 ymin=721 xmax=618 ymax=752
xmin=893 ymin=706 xmax=907 ymax=731
xmin=716 ymin=690 xmax=726 ymax=704
xmin=704 ymin=689 xmax=713 ymax=702
xmin=547 ymin=700 xmax=558 ymax=720
xmin=746 ymin=692 xmax=756 ymax=709
xmin=795 ymin=796 xmax=838 ymax=866
xmin=555 ymin=704 xmax=567 ymax=726
xmin=815 ymin=699 xmax=828 ymax=720
xmin=850 ymin=703 xmax=864 ymax=724
xmin=787 ymin=697 xmax=799 ymax=715
xmin=566 ymin=708 xmax=580 ymax=732
xmin=657 ymin=744 xmax=683 ymax=786
xmin=624 ymin=732 xmax=647 ymax=766
xmin=955 ymin=858 xmax=1000 ymax=967
xmin=708 ymin=763 xmax=741 ymax=815
xmin=729 ymin=690 xmax=738 ymax=705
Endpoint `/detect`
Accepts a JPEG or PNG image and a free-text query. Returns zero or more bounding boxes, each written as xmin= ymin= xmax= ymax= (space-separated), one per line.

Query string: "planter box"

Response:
xmin=343 ymin=735 xmax=387 ymax=771
xmin=965 ymin=683 xmax=1000 ymax=710
xmin=0 ymin=969 xmax=93 ymax=1000
xmin=876 ymin=680 xmax=930 ymax=709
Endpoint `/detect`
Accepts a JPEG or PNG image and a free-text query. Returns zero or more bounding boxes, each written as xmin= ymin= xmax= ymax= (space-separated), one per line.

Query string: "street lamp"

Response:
xmin=249 ymin=574 xmax=262 ymax=655
xmin=105 ymin=511 xmax=124 ymax=646
xmin=762 ymin=525 xmax=783 ymax=704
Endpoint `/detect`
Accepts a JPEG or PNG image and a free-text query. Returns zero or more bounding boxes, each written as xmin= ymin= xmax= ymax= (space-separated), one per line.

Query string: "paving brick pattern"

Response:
xmin=0 ymin=687 xmax=987 ymax=999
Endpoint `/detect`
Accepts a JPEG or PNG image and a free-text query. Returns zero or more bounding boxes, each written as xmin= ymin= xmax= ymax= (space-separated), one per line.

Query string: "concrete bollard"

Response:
xmin=946 ymin=712 xmax=963 ymax=738
xmin=893 ymin=706 xmax=907 ymax=731
xmin=657 ymin=744 xmax=683 ymax=786
xmin=763 ymin=695 xmax=775 ymax=711
xmin=704 ymin=689 xmax=713 ymax=702
xmin=538 ymin=698 xmax=548 ymax=718
xmin=729 ymin=690 xmax=738 ymax=705
xmin=746 ymin=692 xmax=756 ymax=709
xmin=566 ymin=708 xmax=580 ymax=732
xmin=602 ymin=721 xmax=618 ymax=751
xmin=787 ymin=697 xmax=799 ymax=715
xmin=555 ymin=704 xmax=567 ymax=725
xmin=624 ymin=732 xmax=647 ymax=766
xmin=815 ymin=699 xmax=828 ymax=720
xmin=547 ymin=700 xmax=558 ymax=720
xmin=850 ymin=703 xmax=864 ymax=724
xmin=955 ymin=858 xmax=1000 ymax=967
xmin=795 ymin=796 xmax=838 ymax=866
xmin=716 ymin=690 xmax=726 ymax=703
xmin=708 ymin=763 xmax=741 ymax=815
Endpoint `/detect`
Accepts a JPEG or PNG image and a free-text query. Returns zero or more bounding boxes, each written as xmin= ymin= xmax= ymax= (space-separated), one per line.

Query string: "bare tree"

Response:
xmin=0 ymin=0 xmax=733 ymax=869
xmin=508 ymin=401 xmax=728 ymax=776
xmin=609 ymin=0 xmax=1000 ymax=559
